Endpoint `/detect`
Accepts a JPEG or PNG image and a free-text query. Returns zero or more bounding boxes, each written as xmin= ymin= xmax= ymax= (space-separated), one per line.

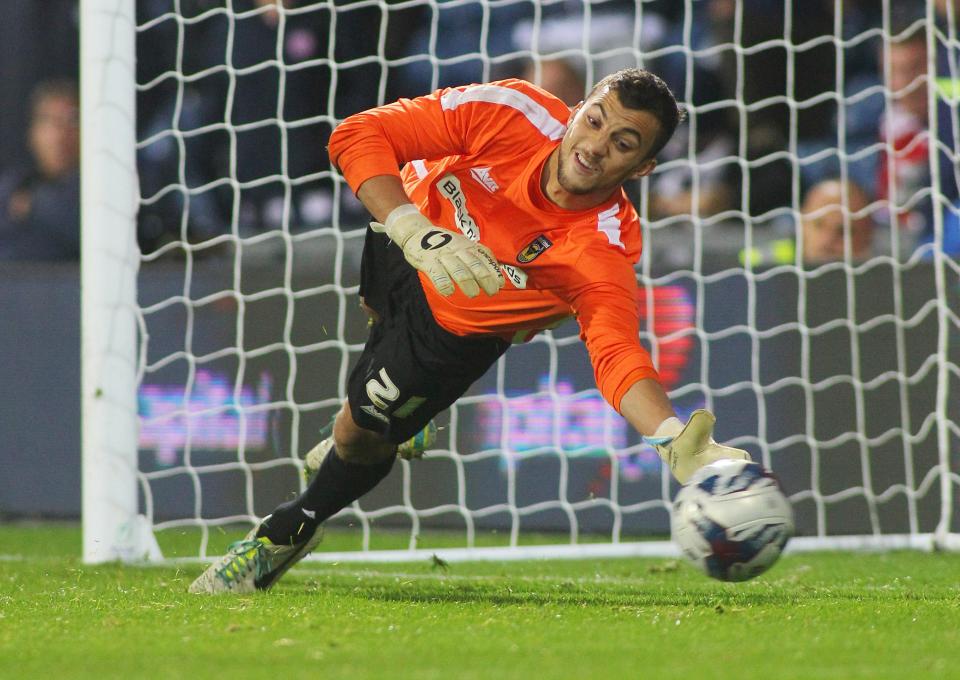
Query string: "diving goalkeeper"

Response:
xmin=190 ymin=68 xmax=749 ymax=594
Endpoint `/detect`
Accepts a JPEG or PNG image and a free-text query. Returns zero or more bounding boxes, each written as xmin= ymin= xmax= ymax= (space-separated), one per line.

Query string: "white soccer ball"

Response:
xmin=671 ymin=459 xmax=794 ymax=582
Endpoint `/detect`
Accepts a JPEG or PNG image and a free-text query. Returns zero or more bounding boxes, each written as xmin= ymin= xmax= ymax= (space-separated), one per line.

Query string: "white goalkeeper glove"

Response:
xmin=371 ymin=205 xmax=504 ymax=298
xmin=643 ymin=409 xmax=751 ymax=484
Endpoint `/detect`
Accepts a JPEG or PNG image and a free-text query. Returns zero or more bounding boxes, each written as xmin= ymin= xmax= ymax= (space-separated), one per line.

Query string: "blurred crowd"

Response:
xmin=1 ymin=0 xmax=958 ymax=264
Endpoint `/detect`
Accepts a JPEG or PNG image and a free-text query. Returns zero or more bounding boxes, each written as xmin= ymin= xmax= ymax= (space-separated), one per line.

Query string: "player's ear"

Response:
xmin=630 ymin=158 xmax=657 ymax=179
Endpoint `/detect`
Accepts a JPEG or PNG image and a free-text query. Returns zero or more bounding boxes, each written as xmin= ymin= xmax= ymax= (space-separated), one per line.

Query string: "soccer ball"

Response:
xmin=672 ymin=459 xmax=794 ymax=582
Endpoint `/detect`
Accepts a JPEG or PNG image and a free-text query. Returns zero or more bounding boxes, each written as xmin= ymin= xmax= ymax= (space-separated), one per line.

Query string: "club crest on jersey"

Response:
xmin=438 ymin=174 xmax=480 ymax=241
xmin=516 ymin=235 xmax=553 ymax=263
xmin=469 ymin=167 xmax=499 ymax=193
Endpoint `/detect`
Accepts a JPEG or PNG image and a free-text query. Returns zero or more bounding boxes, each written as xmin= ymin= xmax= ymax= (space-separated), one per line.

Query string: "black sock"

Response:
xmin=258 ymin=446 xmax=395 ymax=545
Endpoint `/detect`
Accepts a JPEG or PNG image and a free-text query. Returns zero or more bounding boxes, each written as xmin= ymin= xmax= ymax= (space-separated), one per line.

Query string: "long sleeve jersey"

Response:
xmin=328 ymin=78 xmax=659 ymax=412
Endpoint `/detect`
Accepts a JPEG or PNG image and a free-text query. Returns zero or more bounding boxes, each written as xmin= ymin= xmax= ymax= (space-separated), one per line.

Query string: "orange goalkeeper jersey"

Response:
xmin=328 ymin=78 xmax=659 ymax=412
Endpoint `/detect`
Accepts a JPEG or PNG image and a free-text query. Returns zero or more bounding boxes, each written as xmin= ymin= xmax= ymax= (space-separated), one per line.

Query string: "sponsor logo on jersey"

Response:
xmin=501 ymin=264 xmax=527 ymax=289
xmin=516 ymin=235 xmax=553 ymax=263
xmin=469 ymin=166 xmax=499 ymax=193
xmin=438 ymin=174 xmax=480 ymax=241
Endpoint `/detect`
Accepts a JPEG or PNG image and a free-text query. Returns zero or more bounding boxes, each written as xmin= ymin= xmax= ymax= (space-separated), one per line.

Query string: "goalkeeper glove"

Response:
xmin=643 ymin=409 xmax=751 ymax=484
xmin=371 ymin=205 xmax=504 ymax=298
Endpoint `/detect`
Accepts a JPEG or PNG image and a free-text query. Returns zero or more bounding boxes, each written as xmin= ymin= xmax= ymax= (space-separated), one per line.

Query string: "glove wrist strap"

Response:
xmin=383 ymin=204 xmax=423 ymax=245
xmin=642 ymin=416 xmax=684 ymax=448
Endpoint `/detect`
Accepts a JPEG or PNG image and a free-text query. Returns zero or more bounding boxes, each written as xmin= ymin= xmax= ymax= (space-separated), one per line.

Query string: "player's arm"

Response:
xmin=358 ymin=175 xmax=503 ymax=298
xmin=567 ymin=258 xmax=749 ymax=484
xmin=618 ymin=378 xmax=750 ymax=484
xmin=356 ymin=174 xmax=416 ymax=224
xmin=617 ymin=377 xmax=674 ymax=435
xmin=328 ymin=80 xmax=561 ymax=187
xmin=329 ymin=91 xmax=506 ymax=298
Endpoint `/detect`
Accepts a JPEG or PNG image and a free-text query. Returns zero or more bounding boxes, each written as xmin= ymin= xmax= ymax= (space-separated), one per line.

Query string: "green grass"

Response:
xmin=2 ymin=524 xmax=960 ymax=679
xmin=151 ymin=522 xmax=647 ymax=559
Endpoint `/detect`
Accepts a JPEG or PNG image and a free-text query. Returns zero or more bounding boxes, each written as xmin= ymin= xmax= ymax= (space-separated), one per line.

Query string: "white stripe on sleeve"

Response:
xmin=440 ymin=85 xmax=566 ymax=141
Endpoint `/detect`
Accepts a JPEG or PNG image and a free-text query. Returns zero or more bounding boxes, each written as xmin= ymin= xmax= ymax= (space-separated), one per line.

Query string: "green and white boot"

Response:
xmin=397 ymin=420 xmax=438 ymax=460
xmin=188 ymin=519 xmax=323 ymax=594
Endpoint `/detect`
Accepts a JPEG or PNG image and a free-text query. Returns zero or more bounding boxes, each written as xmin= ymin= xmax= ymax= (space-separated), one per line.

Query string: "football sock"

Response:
xmin=258 ymin=445 xmax=395 ymax=545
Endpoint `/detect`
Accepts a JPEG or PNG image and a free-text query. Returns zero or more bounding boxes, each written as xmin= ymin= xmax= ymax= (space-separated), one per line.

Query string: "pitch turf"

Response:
xmin=2 ymin=524 xmax=959 ymax=679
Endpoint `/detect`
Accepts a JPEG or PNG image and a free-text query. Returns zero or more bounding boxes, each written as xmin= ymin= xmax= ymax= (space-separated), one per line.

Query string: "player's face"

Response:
xmin=555 ymin=87 xmax=660 ymax=199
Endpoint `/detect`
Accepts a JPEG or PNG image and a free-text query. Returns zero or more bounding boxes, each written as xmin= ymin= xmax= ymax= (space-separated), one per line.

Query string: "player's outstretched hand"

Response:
xmin=643 ymin=409 xmax=751 ymax=484
xmin=371 ymin=205 xmax=504 ymax=298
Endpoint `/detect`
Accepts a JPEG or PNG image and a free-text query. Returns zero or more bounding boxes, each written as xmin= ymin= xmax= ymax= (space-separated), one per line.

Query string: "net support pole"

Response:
xmin=81 ymin=0 xmax=156 ymax=563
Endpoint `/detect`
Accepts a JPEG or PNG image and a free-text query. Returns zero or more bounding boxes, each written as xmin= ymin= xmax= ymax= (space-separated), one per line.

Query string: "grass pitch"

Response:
xmin=2 ymin=524 xmax=959 ymax=679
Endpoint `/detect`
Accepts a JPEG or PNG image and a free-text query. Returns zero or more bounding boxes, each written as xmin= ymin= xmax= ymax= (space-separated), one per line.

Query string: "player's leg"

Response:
xmin=187 ymin=327 xmax=408 ymax=595
xmin=187 ymin=377 xmax=406 ymax=594
xmin=188 ymin=229 xmax=403 ymax=595
xmin=189 ymin=228 xmax=507 ymax=594
xmin=256 ymin=286 xmax=511 ymax=556
xmin=253 ymin=402 xmax=397 ymax=556
xmin=302 ymin=294 xmax=437 ymax=476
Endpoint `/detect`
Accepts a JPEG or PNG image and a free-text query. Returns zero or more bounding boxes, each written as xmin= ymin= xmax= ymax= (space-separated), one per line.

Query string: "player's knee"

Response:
xmin=333 ymin=403 xmax=394 ymax=464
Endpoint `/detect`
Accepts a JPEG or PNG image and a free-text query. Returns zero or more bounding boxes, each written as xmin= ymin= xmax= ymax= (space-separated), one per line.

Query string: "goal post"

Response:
xmin=80 ymin=0 xmax=138 ymax=563
xmin=80 ymin=0 xmax=959 ymax=565
xmin=81 ymin=0 xmax=164 ymax=563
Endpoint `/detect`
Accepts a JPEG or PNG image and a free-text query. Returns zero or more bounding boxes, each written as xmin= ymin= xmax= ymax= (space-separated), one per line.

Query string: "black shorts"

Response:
xmin=348 ymin=228 xmax=510 ymax=444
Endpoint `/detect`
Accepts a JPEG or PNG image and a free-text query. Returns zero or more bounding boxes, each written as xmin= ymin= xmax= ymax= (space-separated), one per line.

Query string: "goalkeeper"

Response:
xmin=190 ymin=68 xmax=749 ymax=594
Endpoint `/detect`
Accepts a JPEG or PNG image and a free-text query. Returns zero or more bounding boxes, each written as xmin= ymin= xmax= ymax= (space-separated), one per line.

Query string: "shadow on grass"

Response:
xmin=297 ymin=576 xmax=802 ymax=609
xmin=285 ymin=570 xmax=958 ymax=609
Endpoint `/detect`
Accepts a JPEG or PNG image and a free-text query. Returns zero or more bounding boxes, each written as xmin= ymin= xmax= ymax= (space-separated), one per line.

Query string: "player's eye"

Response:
xmin=587 ymin=115 xmax=600 ymax=128
xmin=615 ymin=140 xmax=634 ymax=152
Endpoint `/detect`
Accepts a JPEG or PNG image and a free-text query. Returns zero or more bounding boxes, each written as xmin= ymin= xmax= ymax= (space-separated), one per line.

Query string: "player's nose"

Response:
xmin=580 ymin=135 xmax=605 ymax=160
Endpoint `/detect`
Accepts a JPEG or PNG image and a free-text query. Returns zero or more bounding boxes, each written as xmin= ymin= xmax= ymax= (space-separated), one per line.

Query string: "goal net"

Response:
xmin=81 ymin=0 xmax=960 ymax=563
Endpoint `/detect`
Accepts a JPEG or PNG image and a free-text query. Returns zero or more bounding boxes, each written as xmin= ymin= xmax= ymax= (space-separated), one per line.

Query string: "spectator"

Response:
xmin=511 ymin=5 xmax=669 ymax=104
xmin=810 ymin=4 xmax=960 ymax=257
xmin=740 ymin=179 xmax=876 ymax=266
xmin=394 ymin=0 xmax=532 ymax=98
xmin=800 ymin=179 xmax=875 ymax=263
xmin=137 ymin=0 xmax=369 ymax=243
xmin=648 ymin=77 xmax=738 ymax=222
xmin=875 ymin=9 xmax=960 ymax=255
xmin=520 ymin=59 xmax=585 ymax=107
xmin=654 ymin=0 xmax=793 ymax=223
xmin=192 ymin=0 xmax=332 ymax=234
xmin=0 ymin=80 xmax=80 ymax=261
xmin=878 ymin=23 xmax=930 ymax=245
xmin=0 ymin=0 xmax=78 ymax=173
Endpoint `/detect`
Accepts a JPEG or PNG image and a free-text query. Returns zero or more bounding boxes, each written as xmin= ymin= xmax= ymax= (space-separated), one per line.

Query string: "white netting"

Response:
xmin=120 ymin=0 xmax=960 ymax=561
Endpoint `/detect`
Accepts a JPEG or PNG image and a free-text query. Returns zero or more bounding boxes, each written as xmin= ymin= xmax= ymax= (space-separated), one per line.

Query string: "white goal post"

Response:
xmin=81 ymin=0 xmax=154 ymax=562
xmin=81 ymin=0 xmax=960 ymax=564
